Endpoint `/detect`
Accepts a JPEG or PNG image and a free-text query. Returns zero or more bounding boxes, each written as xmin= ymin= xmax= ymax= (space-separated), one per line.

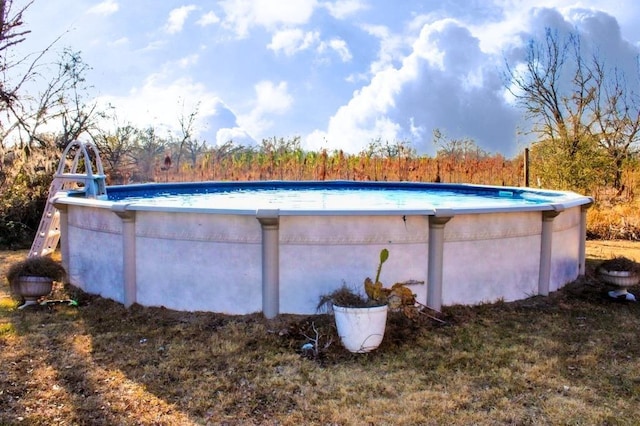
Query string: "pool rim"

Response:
xmin=53 ymin=180 xmax=593 ymax=217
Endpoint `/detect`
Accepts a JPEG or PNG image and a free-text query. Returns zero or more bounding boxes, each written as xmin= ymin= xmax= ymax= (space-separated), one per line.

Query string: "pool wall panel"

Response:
xmin=134 ymin=212 xmax=262 ymax=313
xmin=67 ymin=205 xmax=124 ymax=302
xmin=550 ymin=207 xmax=582 ymax=291
xmin=442 ymin=211 xmax=542 ymax=305
xmin=278 ymin=215 xmax=429 ymax=314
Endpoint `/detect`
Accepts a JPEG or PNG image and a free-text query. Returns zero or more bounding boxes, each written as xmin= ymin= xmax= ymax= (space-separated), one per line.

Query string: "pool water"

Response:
xmin=108 ymin=184 xmax=571 ymax=211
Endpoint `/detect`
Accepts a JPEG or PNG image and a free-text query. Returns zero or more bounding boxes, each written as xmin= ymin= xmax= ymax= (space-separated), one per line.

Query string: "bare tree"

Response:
xmin=1 ymin=0 xmax=64 ymax=146
xmin=0 ymin=0 xmax=32 ymax=107
xmin=505 ymin=28 xmax=640 ymax=191
xmin=591 ymin=62 xmax=640 ymax=188
xmin=54 ymin=49 xmax=101 ymax=147
xmin=94 ymin=124 xmax=138 ymax=174
xmin=133 ymin=126 xmax=166 ymax=181
xmin=432 ymin=128 xmax=487 ymax=162
xmin=1 ymin=1 xmax=100 ymax=151
xmin=505 ymin=30 xmax=595 ymax=155
xmin=26 ymin=49 xmax=100 ymax=148
xmin=173 ymin=101 xmax=199 ymax=171
xmin=184 ymin=138 xmax=207 ymax=169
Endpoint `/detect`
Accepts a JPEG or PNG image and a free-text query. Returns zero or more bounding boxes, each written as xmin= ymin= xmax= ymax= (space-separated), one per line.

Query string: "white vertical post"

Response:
xmin=427 ymin=212 xmax=453 ymax=312
xmin=257 ymin=210 xmax=280 ymax=319
xmin=579 ymin=200 xmax=594 ymax=276
xmin=112 ymin=205 xmax=136 ymax=307
xmin=539 ymin=207 xmax=563 ymax=296
xmin=53 ymin=202 xmax=69 ymax=274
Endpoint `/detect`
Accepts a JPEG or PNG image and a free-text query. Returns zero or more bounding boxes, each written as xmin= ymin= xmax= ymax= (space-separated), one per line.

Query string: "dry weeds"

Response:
xmin=1 ymin=242 xmax=640 ymax=425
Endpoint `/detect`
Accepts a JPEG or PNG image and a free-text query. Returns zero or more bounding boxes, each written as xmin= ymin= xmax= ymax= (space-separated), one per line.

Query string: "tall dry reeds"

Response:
xmin=149 ymin=148 xmax=523 ymax=187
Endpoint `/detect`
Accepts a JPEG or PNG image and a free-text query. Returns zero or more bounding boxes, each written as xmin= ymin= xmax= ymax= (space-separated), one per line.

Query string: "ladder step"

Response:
xmin=40 ymin=247 xmax=56 ymax=257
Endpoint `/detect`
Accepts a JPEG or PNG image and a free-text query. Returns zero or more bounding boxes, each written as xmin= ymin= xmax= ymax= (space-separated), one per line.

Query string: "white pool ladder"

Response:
xmin=29 ymin=140 xmax=107 ymax=257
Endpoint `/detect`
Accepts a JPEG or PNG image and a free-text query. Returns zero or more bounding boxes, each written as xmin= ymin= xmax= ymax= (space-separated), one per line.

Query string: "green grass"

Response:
xmin=1 ymin=243 xmax=640 ymax=425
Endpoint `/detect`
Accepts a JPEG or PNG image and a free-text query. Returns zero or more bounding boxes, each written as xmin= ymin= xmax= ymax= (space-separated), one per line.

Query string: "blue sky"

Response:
xmin=14 ymin=0 xmax=640 ymax=156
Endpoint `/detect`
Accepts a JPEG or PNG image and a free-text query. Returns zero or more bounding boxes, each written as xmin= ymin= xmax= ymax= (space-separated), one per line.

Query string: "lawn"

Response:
xmin=1 ymin=241 xmax=639 ymax=425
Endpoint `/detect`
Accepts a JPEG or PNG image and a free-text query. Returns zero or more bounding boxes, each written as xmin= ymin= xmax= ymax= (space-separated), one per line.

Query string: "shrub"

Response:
xmin=0 ymin=164 xmax=52 ymax=249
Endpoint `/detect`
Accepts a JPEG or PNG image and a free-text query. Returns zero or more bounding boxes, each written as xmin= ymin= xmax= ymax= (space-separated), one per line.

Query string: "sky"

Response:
xmin=12 ymin=0 xmax=640 ymax=157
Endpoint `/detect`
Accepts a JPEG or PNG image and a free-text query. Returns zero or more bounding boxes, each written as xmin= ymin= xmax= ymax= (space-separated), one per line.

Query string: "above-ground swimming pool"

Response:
xmin=53 ymin=180 xmax=593 ymax=317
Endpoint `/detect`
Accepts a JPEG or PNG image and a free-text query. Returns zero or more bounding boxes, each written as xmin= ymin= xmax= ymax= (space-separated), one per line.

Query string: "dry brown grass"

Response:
xmin=587 ymin=199 xmax=640 ymax=240
xmin=2 ymin=242 xmax=640 ymax=425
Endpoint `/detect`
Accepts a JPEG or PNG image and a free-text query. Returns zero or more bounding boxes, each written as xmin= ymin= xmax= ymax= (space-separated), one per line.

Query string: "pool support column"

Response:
xmin=579 ymin=200 xmax=594 ymax=276
xmin=257 ymin=210 xmax=280 ymax=319
xmin=538 ymin=206 xmax=563 ymax=296
xmin=428 ymin=211 xmax=453 ymax=312
xmin=112 ymin=205 xmax=137 ymax=308
xmin=53 ymin=202 xmax=70 ymax=274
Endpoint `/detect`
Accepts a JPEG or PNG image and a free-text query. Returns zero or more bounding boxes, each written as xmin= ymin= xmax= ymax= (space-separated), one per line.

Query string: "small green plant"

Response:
xmin=317 ymin=248 xmax=422 ymax=316
xmin=364 ymin=248 xmax=418 ymax=310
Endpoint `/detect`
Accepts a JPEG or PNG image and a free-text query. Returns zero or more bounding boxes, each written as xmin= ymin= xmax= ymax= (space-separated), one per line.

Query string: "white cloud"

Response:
xmin=216 ymin=127 xmax=256 ymax=146
xmin=220 ymin=0 xmax=317 ymax=37
xmin=322 ymin=0 xmax=368 ymax=19
xmin=306 ymin=4 xmax=640 ymax=156
xmin=165 ymin=5 xmax=198 ymax=34
xmin=360 ymin=23 xmax=410 ymax=75
xmin=304 ymin=64 xmax=405 ymax=152
xmin=253 ymin=81 xmax=293 ymax=115
xmin=237 ymin=81 xmax=293 ymax=136
xmin=318 ymin=38 xmax=352 ymax=62
xmin=197 ymin=11 xmax=220 ymax=26
xmin=108 ymin=37 xmax=129 ymax=47
xmin=269 ymin=30 xmax=351 ymax=62
xmin=268 ymin=29 xmax=319 ymax=55
xmin=87 ymin=0 xmax=119 ymax=16
xmin=95 ymin=73 xmax=223 ymax=140
xmin=177 ymin=54 xmax=200 ymax=69
xmin=142 ymin=40 xmax=167 ymax=51
xmin=304 ymin=17 xmax=519 ymax=154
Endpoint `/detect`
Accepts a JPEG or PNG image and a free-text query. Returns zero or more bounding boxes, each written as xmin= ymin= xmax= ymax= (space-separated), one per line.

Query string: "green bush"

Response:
xmin=0 ymin=168 xmax=51 ymax=250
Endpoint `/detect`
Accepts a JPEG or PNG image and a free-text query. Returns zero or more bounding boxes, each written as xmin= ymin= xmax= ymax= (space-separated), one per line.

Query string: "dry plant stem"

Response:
xmin=414 ymin=302 xmax=447 ymax=324
xmin=301 ymin=321 xmax=333 ymax=359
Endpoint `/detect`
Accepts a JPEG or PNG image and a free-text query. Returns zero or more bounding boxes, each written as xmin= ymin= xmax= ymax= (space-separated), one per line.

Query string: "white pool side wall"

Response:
xmin=278 ymin=215 xmax=430 ymax=315
xmin=65 ymin=204 xmax=124 ymax=303
xmin=442 ymin=211 xmax=542 ymax=305
xmin=57 ymin=199 xmax=589 ymax=316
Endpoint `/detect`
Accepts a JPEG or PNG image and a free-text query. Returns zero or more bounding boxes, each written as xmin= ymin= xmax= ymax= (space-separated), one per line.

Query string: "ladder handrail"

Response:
xmin=56 ymin=140 xmax=105 ymax=179
xmin=29 ymin=140 xmax=108 ymax=257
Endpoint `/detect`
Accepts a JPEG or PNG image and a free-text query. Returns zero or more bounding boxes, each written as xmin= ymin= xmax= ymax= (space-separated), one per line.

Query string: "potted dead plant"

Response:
xmin=598 ymin=256 xmax=639 ymax=301
xmin=318 ymin=248 xmax=422 ymax=353
xmin=5 ymin=255 xmax=66 ymax=309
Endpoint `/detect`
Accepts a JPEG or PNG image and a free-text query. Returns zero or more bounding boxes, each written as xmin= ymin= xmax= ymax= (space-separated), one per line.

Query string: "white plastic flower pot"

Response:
xmin=598 ymin=268 xmax=638 ymax=301
xmin=333 ymin=304 xmax=388 ymax=353
xmin=598 ymin=268 xmax=640 ymax=287
xmin=17 ymin=276 xmax=53 ymax=308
